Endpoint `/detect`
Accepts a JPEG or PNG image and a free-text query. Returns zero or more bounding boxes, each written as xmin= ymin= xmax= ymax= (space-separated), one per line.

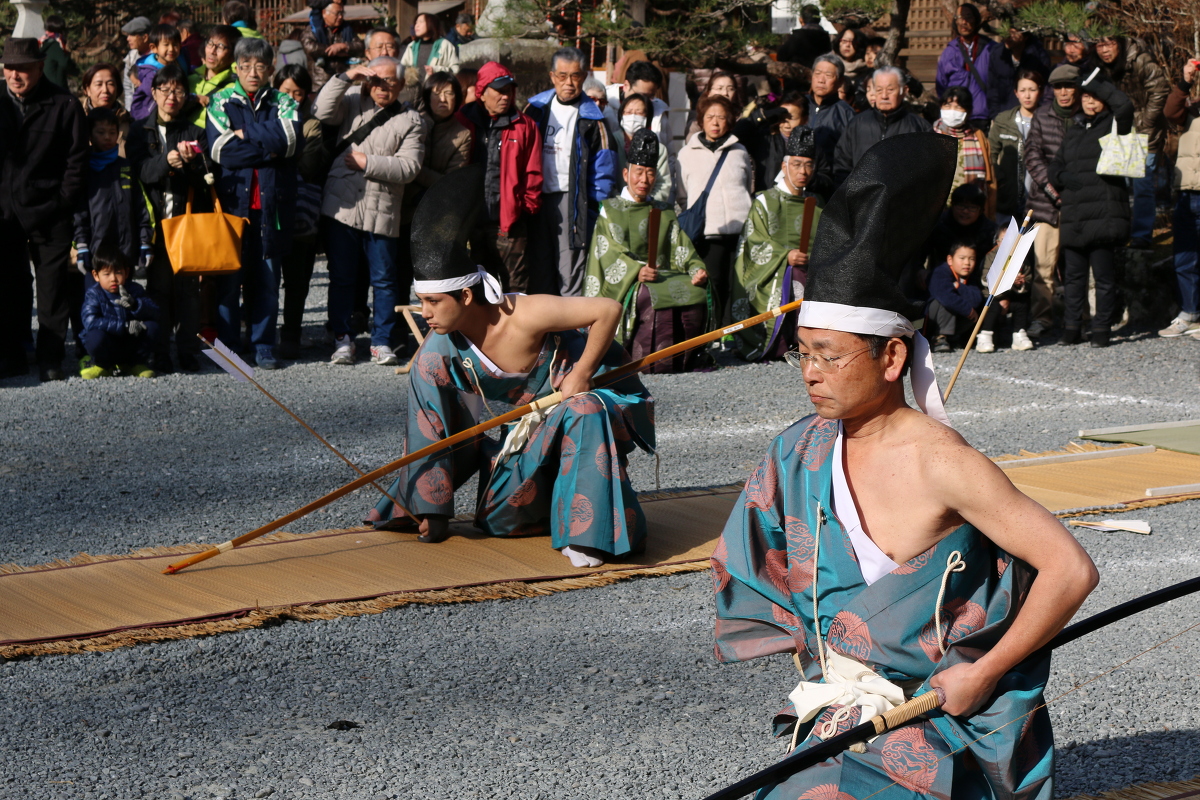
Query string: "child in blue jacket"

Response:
xmin=130 ymin=23 xmax=187 ymax=121
xmin=927 ymin=240 xmax=984 ymax=352
xmin=75 ymin=107 xmax=154 ymax=286
xmin=80 ymin=246 xmax=161 ymax=379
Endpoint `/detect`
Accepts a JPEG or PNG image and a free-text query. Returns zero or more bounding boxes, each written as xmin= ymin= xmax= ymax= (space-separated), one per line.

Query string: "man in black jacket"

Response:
xmin=777 ymin=5 xmax=831 ymax=68
xmin=832 ymin=67 xmax=931 ymax=185
xmin=0 ymin=38 xmax=89 ymax=381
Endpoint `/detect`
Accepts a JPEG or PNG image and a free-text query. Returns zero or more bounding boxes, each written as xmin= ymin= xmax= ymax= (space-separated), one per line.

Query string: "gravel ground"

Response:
xmin=1 ymin=263 xmax=1199 ymax=799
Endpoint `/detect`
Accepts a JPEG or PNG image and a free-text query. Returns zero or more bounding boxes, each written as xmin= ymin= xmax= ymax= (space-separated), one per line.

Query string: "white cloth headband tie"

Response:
xmin=413 ymin=268 xmax=504 ymax=304
xmin=796 ymin=300 xmax=952 ymax=428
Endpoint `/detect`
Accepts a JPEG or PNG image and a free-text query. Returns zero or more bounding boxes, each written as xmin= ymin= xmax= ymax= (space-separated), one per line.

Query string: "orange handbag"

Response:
xmin=160 ymin=185 xmax=248 ymax=275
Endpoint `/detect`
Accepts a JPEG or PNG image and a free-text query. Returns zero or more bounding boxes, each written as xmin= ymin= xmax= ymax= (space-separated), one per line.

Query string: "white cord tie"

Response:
xmin=934 ymin=550 xmax=967 ymax=655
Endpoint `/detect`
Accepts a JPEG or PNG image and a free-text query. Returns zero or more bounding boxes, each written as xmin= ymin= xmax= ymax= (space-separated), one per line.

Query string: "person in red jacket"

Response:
xmin=457 ymin=61 xmax=543 ymax=292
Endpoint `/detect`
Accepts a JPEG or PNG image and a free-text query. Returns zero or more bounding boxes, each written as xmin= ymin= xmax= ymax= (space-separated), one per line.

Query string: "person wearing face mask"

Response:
xmin=613 ymin=93 xmax=672 ymax=203
xmin=934 ymin=87 xmax=997 ymax=217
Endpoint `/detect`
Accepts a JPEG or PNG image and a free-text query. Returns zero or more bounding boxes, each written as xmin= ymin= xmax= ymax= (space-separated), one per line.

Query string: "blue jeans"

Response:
xmin=1172 ymin=191 xmax=1200 ymax=316
xmin=215 ymin=210 xmax=280 ymax=348
xmin=325 ymin=218 xmax=399 ymax=347
xmin=1130 ymin=152 xmax=1158 ymax=241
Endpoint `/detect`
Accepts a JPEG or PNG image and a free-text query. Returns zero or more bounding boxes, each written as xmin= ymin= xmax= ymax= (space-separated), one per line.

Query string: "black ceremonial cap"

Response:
xmin=411 ymin=163 xmax=485 ymax=282
xmin=805 ymin=133 xmax=957 ymax=318
xmin=625 ymin=127 xmax=659 ymax=168
xmin=785 ymin=126 xmax=816 ymax=159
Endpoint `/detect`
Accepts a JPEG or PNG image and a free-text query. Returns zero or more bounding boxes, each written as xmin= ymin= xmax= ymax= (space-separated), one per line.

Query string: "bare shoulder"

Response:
xmin=900 ymin=411 xmax=1007 ymax=492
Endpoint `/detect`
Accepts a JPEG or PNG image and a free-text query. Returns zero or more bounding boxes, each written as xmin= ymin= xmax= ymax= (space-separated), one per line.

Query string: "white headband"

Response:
xmin=796 ymin=301 xmax=951 ymax=428
xmin=413 ymin=268 xmax=504 ymax=304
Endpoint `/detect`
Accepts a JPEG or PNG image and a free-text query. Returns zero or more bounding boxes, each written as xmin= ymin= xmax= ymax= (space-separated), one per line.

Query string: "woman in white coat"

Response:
xmin=676 ymin=94 xmax=754 ymax=332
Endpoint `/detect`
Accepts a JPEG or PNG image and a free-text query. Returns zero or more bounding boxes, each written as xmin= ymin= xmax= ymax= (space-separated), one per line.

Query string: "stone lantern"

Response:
xmin=10 ymin=0 xmax=49 ymax=37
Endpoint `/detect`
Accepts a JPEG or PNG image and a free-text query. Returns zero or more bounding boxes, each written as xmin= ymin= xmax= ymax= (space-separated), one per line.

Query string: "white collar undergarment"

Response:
xmin=465 ymin=340 xmax=530 ymax=379
xmin=831 ymin=421 xmax=899 ymax=585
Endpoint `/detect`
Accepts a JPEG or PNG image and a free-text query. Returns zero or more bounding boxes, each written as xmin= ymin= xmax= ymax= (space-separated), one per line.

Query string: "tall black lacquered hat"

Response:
xmin=784 ymin=126 xmax=816 ymax=159
xmin=803 ymin=133 xmax=957 ymax=320
xmin=625 ymin=127 xmax=659 ymax=168
xmin=411 ymin=163 xmax=484 ymax=283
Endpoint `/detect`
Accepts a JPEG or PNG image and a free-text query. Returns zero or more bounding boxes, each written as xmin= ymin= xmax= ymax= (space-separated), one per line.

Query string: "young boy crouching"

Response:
xmin=80 ymin=246 xmax=162 ymax=379
xmin=927 ymin=241 xmax=984 ymax=352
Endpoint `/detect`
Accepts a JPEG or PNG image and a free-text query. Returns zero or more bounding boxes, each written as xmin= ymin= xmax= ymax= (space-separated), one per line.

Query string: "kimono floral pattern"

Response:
xmin=731 ymin=187 xmax=823 ymax=361
xmin=584 ymin=196 xmax=708 ymax=345
xmin=711 ymin=414 xmax=1053 ymax=800
xmin=368 ymin=328 xmax=655 ymax=557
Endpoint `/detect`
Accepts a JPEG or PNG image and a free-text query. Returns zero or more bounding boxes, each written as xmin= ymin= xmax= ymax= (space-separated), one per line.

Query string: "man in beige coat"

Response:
xmin=314 ymin=56 xmax=425 ymax=366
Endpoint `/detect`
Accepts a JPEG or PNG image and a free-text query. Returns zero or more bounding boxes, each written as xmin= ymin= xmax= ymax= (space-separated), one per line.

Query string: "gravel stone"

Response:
xmin=2 ymin=267 xmax=1199 ymax=797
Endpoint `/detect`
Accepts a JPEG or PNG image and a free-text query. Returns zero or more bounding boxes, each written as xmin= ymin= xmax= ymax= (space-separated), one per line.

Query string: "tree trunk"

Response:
xmin=881 ymin=0 xmax=912 ymax=67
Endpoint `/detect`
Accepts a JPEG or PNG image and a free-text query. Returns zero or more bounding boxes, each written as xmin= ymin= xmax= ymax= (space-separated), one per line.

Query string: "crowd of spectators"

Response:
xmin=2 ymin=0 xmax=1198 ymax=384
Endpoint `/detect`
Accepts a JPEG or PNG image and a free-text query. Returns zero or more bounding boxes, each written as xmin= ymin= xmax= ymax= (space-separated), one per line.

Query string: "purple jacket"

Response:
xmin=129 ymin=54 xmax=190 ymax=121
xmin=936 ymin=36 xmax=998 ymax=122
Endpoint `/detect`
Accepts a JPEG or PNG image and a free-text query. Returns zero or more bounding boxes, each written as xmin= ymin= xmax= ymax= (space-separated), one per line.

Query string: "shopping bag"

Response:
xmin=160 ymin=186 xmax=247 ymax=275
xmin=1096 ymin=129 xmax=1149 ymax=178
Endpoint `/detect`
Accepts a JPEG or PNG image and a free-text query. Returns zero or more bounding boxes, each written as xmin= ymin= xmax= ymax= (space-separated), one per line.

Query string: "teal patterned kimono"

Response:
xmin=368 ymin=328 xmax=656 ymax=557
xmin=731 ymin=184 xmax=822 ymax=361
xmin=712 ymin=415 xmax=1053 ymax=800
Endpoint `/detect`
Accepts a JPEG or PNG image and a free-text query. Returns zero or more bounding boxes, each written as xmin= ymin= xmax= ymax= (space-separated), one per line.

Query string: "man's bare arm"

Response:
xmin=512 ymin=295 xmax=623 ymax=397
xmin=928 ymin=444 xmax=1099 ymax=716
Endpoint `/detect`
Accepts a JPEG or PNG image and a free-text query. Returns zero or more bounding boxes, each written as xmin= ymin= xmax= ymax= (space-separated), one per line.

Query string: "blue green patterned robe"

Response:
xmin=368 ymin=328 xmax=656 ymax=557
xmin=712 ymin=415 xmax=1053 ymax=800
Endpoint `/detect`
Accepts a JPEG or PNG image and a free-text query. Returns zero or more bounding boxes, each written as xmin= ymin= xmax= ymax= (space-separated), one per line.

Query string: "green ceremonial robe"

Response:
xmin=731 ymin=182 xmax=823 ymax=361
xmin=584 ymin=193 xmax=709 ymax=346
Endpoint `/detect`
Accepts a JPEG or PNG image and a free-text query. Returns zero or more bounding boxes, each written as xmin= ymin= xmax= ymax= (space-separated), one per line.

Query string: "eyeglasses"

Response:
xmin=369 ymin=77 xmax=403 ymax=89
xmin=785 ymin=346 xmax=873 ymax=373
xmin=206 ymin=41 xmax=230 ymax=52
xmin=552 ymin=71 xmax=587 ymax=82
xmin=237 ymin=62 xmax=270 ymax=75
xmin=153 ymin=87 xmax=188 ymax=98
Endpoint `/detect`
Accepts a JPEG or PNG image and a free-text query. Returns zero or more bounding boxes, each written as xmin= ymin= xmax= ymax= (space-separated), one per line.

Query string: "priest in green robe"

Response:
xmin=732 ymin=127 xmax=824 ymax=362
xmin=583 ymin=128 xmax=710 ymax=373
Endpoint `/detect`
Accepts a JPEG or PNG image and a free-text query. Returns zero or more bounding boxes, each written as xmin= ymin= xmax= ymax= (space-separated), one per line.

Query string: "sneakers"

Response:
xmin=975 ymin=331 xmax=995 ymax=353
xmin=931 ymin=335 xmax=952 ymax=353
xmin=370 ymin=345 xmax=400 ymax=366
xmin=79 ymin=356 xmax=110 ymax=380
xmin=1158 ymin=314 xmax=1200 ymax=338
xmin=129 ymin=364 xmax=156 ymax=378
xmin=1090 ymin=329 xmax=1110 ymax=348
xmin=331 ymin=335 xmax=356 ymax=365
xmin=255 ymin=345 xmax=278 ymax=370
xmin=1057 ymin=329 xmax=1082 ymax=346
xmin=1011 ymin=329 xmax=1034 ymax=351
xmin=1026 ymin=320 xmax=1049 ymax=339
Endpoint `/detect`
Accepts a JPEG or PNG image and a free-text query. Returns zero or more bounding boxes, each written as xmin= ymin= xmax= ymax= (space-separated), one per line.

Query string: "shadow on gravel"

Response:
xmin=1056 ymin=728 xmax=1200 ymax=796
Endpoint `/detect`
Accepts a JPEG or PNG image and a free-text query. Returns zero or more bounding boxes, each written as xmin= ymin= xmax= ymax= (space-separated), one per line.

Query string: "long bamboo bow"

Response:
xmin=700 ymin=574 xmax=1200 ymax=800
xmin=163 ymin=300 xmax=804 ymax=574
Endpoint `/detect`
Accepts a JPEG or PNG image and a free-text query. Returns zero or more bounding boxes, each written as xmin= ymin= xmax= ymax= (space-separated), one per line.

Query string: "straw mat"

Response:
xmin=1063 ymin=777 xmax=1200 ymax=800
xmin=1082 ymin=422 xmax=1200 ymax=456
xmin=3 ymin=443 xmax=1198 ymax=658
xmin=0 ymin=486 xmax=739 ymax=657
xmin=996 ymin=445 xmax=1200 ymax=513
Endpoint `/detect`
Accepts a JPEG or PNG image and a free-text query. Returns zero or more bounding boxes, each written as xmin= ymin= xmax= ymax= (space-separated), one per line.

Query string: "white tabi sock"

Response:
xmin=562 ymin=546 xmax=604 ymax=568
